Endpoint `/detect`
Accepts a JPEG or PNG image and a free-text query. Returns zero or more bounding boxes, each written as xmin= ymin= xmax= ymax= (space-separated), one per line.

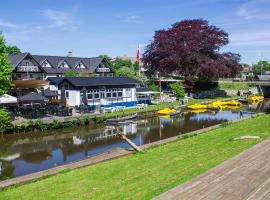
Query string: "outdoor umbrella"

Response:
xmin=81 ymin=87 xmax=88 ymax=106
xmin=60 ymin=86 xmax=66 ymax=107
xmin=18 ymin=92 xmax=49 ymax=104
xmin=0 ymin=94 xmax=17 ymax=105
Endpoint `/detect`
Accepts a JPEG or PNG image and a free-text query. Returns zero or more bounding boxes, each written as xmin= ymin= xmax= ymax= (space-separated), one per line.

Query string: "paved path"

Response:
xmin=154 ymin=138 xmax=270 ymax=200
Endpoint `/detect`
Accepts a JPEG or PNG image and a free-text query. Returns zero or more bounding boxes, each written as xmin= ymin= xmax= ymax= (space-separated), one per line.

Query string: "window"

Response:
xmin=106 ymin=93 xmax=111 ymax=98
xmin=118 ymin=92 xmax=123 ymax=97
xmin=94 ymin=93 xmax=99 ymax=99
xmin=26 ymin=62 xmax=29 ymax=66
xmin=113 ymin=92 xmax=117 ymax=98
xmin=65 ymin=91 xmax=69 ymax=98
xmin=87 ymin=94 xmax=93 ymax=100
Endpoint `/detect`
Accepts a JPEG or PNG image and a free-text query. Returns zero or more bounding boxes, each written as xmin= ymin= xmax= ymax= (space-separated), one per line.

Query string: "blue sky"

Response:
xmin=0 ymin=0 xmax=270 ymax=64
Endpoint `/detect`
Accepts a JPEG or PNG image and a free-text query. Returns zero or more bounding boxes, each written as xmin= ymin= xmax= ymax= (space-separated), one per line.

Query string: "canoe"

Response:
xmin=106 ymin=113 xmax=138 ymax=123
xmin=209 ymin=100 xmax=241 ymax=107
xmin=246 ymin=96 xmax=264 ymax=102
xmin=158 ymin=108 xmax=176 ymax=115
xmin=188 ymin=109 xmax=208 ymax=113
xmin=187 ymin=104 xmax=208 ymax=110
xmin=221 ymin=100 xmax=241 ymax=106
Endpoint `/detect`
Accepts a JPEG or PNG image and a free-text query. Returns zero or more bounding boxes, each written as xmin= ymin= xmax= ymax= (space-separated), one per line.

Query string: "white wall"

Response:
xmin=66 ymin=90 xmax=80 ymax=106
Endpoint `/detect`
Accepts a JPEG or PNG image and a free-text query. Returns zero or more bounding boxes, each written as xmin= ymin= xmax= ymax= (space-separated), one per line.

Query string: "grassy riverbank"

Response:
xmin=1 ymin=114 xmax=269 ymax=199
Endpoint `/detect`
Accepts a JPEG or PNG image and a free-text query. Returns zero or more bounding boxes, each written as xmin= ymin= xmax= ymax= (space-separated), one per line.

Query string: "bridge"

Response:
xmin=257 ymin=82 xmax=270 ymax=98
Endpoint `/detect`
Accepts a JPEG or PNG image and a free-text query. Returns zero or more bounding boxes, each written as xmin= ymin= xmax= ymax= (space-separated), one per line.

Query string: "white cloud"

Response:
xmin=237 ymin=0 xmax=270 ymax=20
xmin=41 ymin=9 xmax=77 ymax=30
xmin=116 ymin=13 xmax=142 ymax=23
xmin=0 ymin=19 xmax=18 ymax=28
xmin=230 ymin=29 xmax=270 ymax=46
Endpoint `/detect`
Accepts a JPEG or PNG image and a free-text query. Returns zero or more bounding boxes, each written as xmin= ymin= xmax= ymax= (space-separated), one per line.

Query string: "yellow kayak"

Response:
xmin=247 ymin=96 xmax=264 ymax=102
xmin=188 ymin=109 xmax=208 ymax=113
xmin=158 ymin=108 xmax=176 ymax=115
xmin=187 ymin=104 xmax=208 ymax=110
xmin=209 ymin=100 xmax=241 ymax=107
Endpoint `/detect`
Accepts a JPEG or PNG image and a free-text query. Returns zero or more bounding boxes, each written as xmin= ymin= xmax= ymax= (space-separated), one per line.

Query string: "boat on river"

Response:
xmin=157 ymin=108 xmax=176 ymax=115
xmin=187 ymin=104 xmax=208 ymax=110
xmin=246 ymin=96 xmax=264 ymax=102
xmin=106 ymin=113 xmax=138 ymax=123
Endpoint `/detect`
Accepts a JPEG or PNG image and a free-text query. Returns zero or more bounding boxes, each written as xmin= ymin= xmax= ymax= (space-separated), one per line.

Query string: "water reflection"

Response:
xmin=0 ymin=100 xmax=269 ymax=180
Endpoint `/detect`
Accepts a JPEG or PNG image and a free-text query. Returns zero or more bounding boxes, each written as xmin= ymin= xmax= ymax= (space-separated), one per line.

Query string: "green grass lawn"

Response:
xmin=218 ymin=82 xmax=253 ymax=90
xmin=1 ymin=114 xmax=269 ymax=200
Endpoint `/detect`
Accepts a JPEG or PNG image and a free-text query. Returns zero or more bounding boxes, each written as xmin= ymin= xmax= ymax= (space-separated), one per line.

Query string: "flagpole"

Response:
xmin=138 ymin=44 xmax=141 ymax=76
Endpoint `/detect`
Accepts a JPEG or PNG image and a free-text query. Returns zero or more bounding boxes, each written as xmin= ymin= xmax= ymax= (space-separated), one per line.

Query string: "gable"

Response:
xmin=95 ymin=60 xmax=114 ymax=73
xmin=15 ymin=55 xmax=43 ymax=73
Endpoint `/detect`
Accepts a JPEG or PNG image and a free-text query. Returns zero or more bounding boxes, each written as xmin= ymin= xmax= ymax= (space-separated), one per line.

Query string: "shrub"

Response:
xmin=0 ymin=109 xmax=12 ymax=133
xmin=170 ymin=82 xmax=185 ymax=99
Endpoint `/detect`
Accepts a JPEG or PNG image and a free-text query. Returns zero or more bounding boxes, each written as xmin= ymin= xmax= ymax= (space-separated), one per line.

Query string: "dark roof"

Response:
xmin=46 ymin=77 xmax=64 ymax=86
xmin=49 ymin=77 xmax=139 ymax=87
xmin=8 ymin=53 xmax=113 ymax=74
xmin=18 ymin=92 xmax=49 ymax=102
xmin=41 ymin=88 xmax=58 ymax=97
xmin=32 ymin=55 xmax=105 ymax=74
xmin=136 ymin=87 xmax=150 ymax=92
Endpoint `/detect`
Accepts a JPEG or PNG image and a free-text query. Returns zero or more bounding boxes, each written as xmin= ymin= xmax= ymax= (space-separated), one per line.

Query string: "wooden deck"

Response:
xmin=154 ymin=138 xmax=270 ymax=200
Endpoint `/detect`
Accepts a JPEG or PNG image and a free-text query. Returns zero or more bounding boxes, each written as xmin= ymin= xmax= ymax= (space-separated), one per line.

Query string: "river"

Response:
xmin=0 ymin=100 xmax=269 ymax=180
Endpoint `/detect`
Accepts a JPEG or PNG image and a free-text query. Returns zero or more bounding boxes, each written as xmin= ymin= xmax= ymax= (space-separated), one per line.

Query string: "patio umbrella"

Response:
xmin=0 ymin=94 xmax=17 ymax=104
xmin=18 ymin=92 xmax=49 ymax=104
xmin=81 ymin=87 xmax=88 ymax=106
xmin=60 ymin=86 xmax=66 ymax=107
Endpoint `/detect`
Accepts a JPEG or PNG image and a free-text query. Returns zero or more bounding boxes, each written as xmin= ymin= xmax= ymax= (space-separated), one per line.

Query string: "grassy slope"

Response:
xmin=1 ymin=115 xmax=269 ymax=200
xmin=218 ymin=82 xmax=252 ymax=90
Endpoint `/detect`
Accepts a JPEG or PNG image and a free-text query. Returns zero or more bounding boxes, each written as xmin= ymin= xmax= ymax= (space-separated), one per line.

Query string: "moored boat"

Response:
xmin=187 ymin=104 xmax=208 ymax=110
xmin=157 ymin=108 xmax=177 ymax=115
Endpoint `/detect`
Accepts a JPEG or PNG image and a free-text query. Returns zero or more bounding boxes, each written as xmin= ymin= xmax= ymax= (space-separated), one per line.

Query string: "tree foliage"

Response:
xmin=170 ymin=82 xmax=185 ymax=98
xmin=64 ymin=71 xmax=79 ymax=77
xmin=143 ymin=19 xmax=242 ymax=84
xmin=253 ymin=60 xmax=270 ymax=74
xmin=5 ymin=45 xmax=21 ymax=55
xmin=0 ymin=108 xmax=12 ymax=133
xmin=113 ymin=57 xmax=133 ymax=70
xmin=99 ymin=54 xmax=113 ymax=65
xmin=0 ymin=32 xmax=12 ymax=95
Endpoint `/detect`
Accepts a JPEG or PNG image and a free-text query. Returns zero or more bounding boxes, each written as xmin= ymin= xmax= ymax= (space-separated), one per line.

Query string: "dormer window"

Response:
xmin=75 ymin=61 xmax=85 ymax=69
xmin=58 ymin=60 xmax=69 ymax=68
xmin=42 ymin=60 xmax=51 ymax=68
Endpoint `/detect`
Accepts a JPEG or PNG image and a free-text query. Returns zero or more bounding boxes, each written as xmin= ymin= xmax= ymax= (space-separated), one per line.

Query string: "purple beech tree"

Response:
xmin=143 ymin=19 xmax=242 ymax=84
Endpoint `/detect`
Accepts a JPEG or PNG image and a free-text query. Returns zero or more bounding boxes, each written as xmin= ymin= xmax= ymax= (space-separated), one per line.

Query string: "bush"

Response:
xmin=0 ymin=109 xmax=12 ymax=133
xmin=170 ymin=82 xmax=185 ymax=99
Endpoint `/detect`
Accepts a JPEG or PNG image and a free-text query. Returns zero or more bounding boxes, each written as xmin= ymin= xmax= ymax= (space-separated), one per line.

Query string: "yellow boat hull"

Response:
xmin=187 ymin=104 xmax=208 ymax=110
xmin=158 ymin=108 xmax=176 ymax=115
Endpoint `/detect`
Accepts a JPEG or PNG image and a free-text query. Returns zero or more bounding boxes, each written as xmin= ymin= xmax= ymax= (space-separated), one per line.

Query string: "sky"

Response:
xmin=0 ymin=0 xmax=270 ymax=64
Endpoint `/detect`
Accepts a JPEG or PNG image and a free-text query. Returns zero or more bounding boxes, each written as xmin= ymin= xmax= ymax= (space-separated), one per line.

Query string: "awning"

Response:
xmin=12 ymin=80 xmax=49 ymax=89
xmin=136 ymin=91 xmax=160 ymax=95
xmin=18 ymin=92 xmax=49 ymax=103
xmin=0 ymin=94 xmax=17 ymax=104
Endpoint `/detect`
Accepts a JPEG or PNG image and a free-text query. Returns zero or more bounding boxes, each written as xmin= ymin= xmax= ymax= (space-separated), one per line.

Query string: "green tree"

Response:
xmin=0 ymin=108 xmax=12 ymax=133
xmin=64 ymin=71 xmax=79 ymax=77
xmin=116 ymin=67 xmax=136 ymax=78
xmin=147 ymin=81 xmax=159 ymax=92
xmin=133 ymin=61 xmax=139 ymax=71
xmin=170 ymin=82 xmax=185 ymax=99
xmin=99 ymin=54 xmax=112 ymax=65
xmin=253 ymin=60 xmax=270 ymax=74
xmin=0 ymin=32 xmax=12 ymax=95
xmin=5 ymin=45 xmax=21 ymax=55
xmin=113 ymin=58 xmax=132 ymax=70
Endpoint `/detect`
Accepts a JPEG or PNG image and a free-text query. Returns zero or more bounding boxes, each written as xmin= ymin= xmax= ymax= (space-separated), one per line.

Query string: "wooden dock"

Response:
xmin=154 ymin=138 xmax=270 ymax=200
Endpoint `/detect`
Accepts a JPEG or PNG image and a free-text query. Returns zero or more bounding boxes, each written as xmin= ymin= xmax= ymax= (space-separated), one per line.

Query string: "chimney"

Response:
xmin=67 ymin=51 xmax=73 ymax=57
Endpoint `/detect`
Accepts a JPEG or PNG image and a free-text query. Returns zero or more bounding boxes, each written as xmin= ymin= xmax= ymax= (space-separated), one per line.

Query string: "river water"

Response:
xmin=0 ymin=100 xmax=269 ymax=180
